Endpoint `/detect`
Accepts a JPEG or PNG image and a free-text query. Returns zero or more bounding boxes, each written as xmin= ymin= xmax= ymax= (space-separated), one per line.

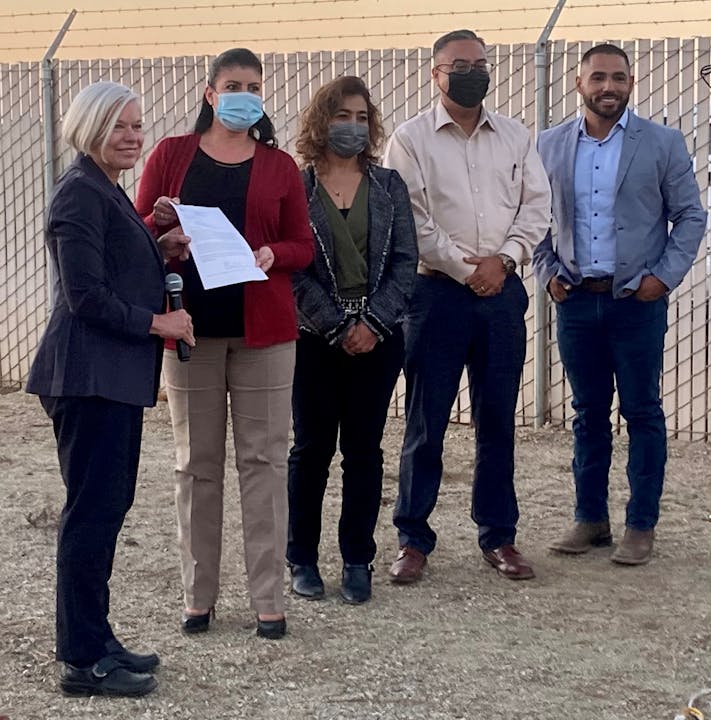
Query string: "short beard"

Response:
xmin=583 ymin=94 xmax=629 ymax=121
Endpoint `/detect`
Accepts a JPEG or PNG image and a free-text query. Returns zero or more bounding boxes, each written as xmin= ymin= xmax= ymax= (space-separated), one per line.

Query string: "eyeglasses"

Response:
xmin=436 ymin=60 xmax=494 ymax=75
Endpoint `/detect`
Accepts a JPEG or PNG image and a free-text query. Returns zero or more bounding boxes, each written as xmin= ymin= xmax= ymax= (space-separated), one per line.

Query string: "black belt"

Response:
xmin=417 ymin=267 xmax=451 ymax=280
xmin=579 ymin=276 xmax=613 ymax=293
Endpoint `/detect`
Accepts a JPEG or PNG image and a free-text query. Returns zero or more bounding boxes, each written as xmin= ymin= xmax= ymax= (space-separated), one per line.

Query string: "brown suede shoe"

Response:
xmin=482 ymin=545 xmax=535 ymax=580
xmin=549 ymin=520 xmax=613 ymax=554
xmin=389 ymin=546 xmax=426 ymax=584
xmin=611 ymin=528 xmax=654 ymax=565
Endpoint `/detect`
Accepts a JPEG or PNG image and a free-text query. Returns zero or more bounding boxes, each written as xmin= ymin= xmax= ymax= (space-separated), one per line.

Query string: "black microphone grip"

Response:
xmin=165 ymin=273 xmax=190 ymax=362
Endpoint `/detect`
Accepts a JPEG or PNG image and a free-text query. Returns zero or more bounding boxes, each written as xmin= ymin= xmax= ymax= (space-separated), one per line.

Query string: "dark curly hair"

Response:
xmin=194 ymin=47 xmax=277 ymax=147
xmin=296 ymin=76 xmax=384 ymax=170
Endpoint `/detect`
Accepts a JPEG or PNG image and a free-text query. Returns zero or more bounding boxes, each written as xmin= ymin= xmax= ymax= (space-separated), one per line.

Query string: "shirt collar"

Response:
xmin=578 ymin=107 xmax=629 ymax=140
xmin=434 ymin=100 xmax=495 ymax=133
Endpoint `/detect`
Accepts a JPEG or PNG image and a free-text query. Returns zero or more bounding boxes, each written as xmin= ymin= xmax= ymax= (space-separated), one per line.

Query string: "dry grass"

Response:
xmin=1 ymin=389 xmax=709 ymax=720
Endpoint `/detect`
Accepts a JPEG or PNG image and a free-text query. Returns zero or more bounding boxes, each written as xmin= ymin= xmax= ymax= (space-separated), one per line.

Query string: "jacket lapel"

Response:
xmin=614 ymin=112 xmax=643 ymax=194
xmin=78 ymin=154 xmax=165 ymax=272
xmin=366 ymin=168 xmax=393 ymax=291
xmin=560 ymin=120 xmax=579 ymax=223
xmin=304 ymin=168 xmax=338 ymax=286
xmin=114 ymin=185 xmax=165 ymax=271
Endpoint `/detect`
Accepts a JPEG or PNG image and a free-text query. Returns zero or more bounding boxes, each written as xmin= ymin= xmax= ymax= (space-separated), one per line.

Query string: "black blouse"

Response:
xmin=179 ymin=148 xmax=253 ymax=337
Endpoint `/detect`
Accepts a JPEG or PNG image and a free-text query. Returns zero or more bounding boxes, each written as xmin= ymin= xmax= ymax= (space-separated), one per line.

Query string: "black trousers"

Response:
xmin=40 ymin=395 xmax=143 ymax=667
xmin=287 ymin=327 xmax=404 ymax=566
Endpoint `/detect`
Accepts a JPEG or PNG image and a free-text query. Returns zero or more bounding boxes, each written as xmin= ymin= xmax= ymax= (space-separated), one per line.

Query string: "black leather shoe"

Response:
xmin=340 ymin=563 xmax=373 ymax=604
xmin=290 ymin=563 xmax=325 ymax=599
xmin=60 ymin=656 xmax=157 ymax=697
xmin=105 ymin=638 xmax=160 ymax=673
xmin=181 ymin=607 xmax=214 ymax=634
xmin=256 ymin=617 xmax=287 ymax=640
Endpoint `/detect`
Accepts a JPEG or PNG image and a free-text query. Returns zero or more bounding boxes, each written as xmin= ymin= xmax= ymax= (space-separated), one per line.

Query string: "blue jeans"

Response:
xmin=394 ymin=273 xmax=529 ymax=554
xmin=555 ymin=290 xmax=668 ymax=530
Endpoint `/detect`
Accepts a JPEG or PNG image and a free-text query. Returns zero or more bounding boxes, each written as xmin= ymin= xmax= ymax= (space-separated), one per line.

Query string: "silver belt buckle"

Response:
xmin=342 ymin=296 xmax=366 ymax=315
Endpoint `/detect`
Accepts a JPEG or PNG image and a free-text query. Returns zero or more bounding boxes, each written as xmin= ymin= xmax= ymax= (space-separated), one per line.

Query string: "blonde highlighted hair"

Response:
xmin=62 ymin=81 xmax=139 ymax=158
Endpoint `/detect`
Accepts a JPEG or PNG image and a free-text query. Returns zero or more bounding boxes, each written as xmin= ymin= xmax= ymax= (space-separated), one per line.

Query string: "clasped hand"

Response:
xmin=463 ymin=255 xmax=507 ymax=296
xmin=342 ymin=322 xmax=377 ymax=355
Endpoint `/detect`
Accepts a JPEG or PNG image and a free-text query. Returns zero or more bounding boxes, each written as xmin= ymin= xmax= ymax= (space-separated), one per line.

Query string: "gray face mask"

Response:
xmin=327 ymin=122 xmax=369 ymax=158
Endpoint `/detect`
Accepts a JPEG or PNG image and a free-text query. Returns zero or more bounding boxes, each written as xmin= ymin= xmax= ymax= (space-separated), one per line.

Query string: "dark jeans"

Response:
xmin=287 ymin=327 xmax=404 ymax=566
xmin=555 ymin=290 xmax=668 ymax=529
xmin=40 ymin=395 xmax=143 ymax=667
xmin=395 ymin=273 xmax=529 ymax=554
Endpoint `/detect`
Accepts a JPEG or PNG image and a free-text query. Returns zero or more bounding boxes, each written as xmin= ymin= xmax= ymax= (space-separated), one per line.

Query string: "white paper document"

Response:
xmin=171 ymin=203 xmax=267 ymax=290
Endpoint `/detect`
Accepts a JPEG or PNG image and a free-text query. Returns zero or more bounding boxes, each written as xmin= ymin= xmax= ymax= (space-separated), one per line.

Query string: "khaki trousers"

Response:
xmin=163 ymin=337 xmax=295 ymax=615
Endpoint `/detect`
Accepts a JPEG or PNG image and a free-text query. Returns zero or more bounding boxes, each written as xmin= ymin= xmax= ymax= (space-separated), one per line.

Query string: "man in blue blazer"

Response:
xmin=532 ymin=44 xmax=706 ymax=565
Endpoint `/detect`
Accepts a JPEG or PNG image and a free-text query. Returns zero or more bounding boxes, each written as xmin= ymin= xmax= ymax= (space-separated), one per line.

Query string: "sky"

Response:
xmin=1 ymin=0 xmax=710 ymax=62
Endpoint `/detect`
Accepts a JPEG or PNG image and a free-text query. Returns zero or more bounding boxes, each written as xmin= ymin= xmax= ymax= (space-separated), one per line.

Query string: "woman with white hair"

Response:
xmin=26 ymin=81 xmax=195 ymax=697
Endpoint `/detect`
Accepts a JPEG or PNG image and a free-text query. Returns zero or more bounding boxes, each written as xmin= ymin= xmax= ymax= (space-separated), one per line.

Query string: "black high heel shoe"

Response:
xmin=256 ymin=616 xmax=287 ymax=640
xmin=181 ymin=607 xmax=214 ymax=634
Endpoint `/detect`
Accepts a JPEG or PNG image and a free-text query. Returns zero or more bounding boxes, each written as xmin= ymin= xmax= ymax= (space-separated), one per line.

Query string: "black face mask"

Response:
xmin=445 ymin=70 xmax=490 ymax=108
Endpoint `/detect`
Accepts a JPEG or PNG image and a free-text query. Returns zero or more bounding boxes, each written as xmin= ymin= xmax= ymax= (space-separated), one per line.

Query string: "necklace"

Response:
xmin=316 ymin=168 xmax=360 ymax=207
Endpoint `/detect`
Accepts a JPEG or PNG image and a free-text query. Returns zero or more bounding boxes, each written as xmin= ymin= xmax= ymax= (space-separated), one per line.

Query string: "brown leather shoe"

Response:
xmin=389 ymin=546 xmax=426 ymax=584
xmin=549 ymin=520 xmax=613 ymax=554
xmin=611 ymin=528 xmax=654 ymax=565
xmin=482 ymin=545 xmax=535 ymax=580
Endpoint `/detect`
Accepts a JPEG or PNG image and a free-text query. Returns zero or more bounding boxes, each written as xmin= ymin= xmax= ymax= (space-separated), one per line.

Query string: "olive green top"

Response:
xmin=317 ymin=175 xmax=369 ymax=299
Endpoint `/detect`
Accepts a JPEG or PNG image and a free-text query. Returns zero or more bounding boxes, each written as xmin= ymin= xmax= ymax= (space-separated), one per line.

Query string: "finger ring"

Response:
xmin=479 ymin=286 xmax=486 ymax=292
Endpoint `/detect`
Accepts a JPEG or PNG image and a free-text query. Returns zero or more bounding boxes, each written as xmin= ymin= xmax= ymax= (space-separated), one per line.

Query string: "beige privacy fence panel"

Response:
xmin=0 ymin=40 xmax=709 ymax=439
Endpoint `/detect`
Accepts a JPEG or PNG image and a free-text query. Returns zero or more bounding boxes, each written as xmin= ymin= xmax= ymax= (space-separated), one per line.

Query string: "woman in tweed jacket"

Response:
xmin=287 ymin=76 xmax=418 ymax=605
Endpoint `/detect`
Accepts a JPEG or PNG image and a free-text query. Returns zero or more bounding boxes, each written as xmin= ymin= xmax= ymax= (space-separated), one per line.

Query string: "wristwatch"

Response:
xmin=497 ymin=253 xmax=517 ymax=275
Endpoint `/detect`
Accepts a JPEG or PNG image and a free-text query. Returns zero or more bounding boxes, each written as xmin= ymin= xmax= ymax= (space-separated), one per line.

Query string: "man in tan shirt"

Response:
xmin=383 ymin=29 xmax=551 ymax=583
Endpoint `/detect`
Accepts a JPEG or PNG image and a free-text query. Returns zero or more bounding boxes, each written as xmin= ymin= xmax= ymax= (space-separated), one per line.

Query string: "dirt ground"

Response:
xmin=1 ymin=388 xmax=709 ymax=720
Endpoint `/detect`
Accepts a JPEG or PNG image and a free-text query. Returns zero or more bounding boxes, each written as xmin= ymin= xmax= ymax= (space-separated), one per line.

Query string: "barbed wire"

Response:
xmin=3 ymin=0 xmax=710 ymax=18
xmin=5 ymin=14 xmax=711 ymax=53
xmin=6 ymin=1 xmax=711 ymax=36
xmin=571 ymin=0 xmax=711 ymax=6
xmin=0 ymin=0 xmax=356 ymax=19
xmin=2 ymin=11 xmax=527 ymax=35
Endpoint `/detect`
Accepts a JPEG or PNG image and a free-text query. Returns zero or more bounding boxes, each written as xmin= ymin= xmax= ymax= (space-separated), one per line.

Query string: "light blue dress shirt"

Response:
xmin=573 ymin=109 xmax=629 ymax=278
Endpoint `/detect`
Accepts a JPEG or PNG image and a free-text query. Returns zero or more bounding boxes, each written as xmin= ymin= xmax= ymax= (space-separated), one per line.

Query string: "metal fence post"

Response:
xmin=42 ymin=10 xmax=76 ymax=311
xmin=533 ymin=0 xmax=567 ymax=428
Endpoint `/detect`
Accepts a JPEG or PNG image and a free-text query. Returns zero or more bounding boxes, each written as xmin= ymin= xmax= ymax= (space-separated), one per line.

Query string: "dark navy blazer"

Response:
xmin=26 ymin=154 xmax=166 ymax=407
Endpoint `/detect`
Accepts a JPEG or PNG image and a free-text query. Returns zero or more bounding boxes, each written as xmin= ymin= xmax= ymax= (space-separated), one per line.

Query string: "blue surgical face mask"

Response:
xmin=214 ymin=91 xmax=264 ymax=132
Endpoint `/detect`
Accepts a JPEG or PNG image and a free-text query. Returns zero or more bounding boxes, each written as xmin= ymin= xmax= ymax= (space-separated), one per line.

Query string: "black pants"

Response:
xmin=40 ymin=395 xmax=143 ymax=667
xmin=287 ymin=327 xmax=404 ymax=566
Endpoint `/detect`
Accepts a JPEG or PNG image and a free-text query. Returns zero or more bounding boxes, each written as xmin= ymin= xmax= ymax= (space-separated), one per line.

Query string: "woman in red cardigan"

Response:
xmin=136 ymin=48 xmax=314 ymax=640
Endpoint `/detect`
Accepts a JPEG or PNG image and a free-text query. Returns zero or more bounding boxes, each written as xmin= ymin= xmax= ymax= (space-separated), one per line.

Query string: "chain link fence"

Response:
xmin=1 ymin=40 xmax=709 ymax=438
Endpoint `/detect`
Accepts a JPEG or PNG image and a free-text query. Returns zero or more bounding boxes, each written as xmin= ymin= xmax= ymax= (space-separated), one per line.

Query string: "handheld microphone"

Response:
xmin=165 ymin=273 xmax=190 ymax=362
